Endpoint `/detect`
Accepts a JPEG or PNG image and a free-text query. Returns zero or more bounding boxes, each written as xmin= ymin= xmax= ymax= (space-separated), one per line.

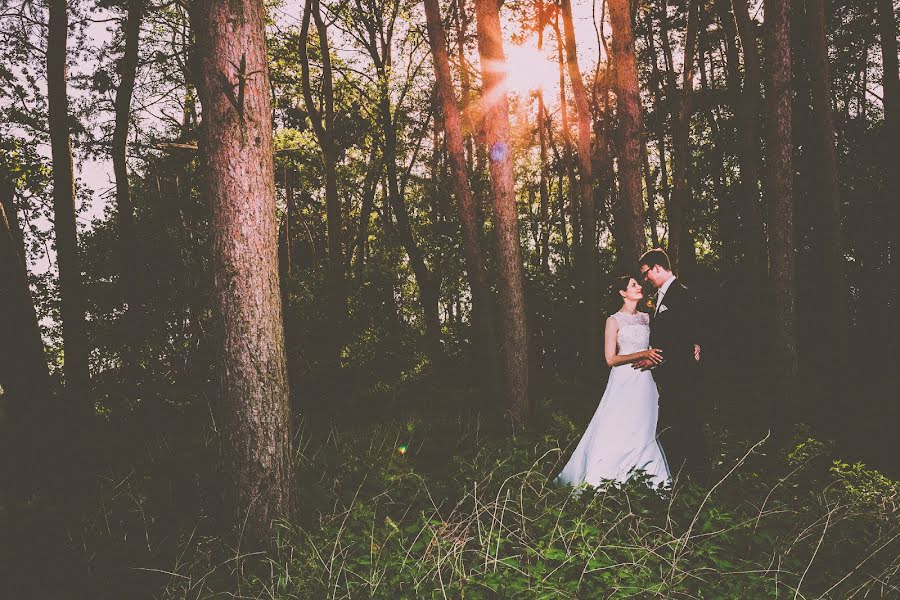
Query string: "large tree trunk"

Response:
xmin=0 ymin=177 xmax=51 ymax=420
xmin=729 ymin=0 xmax=766 ymax=374
xmin=667 ymin=0 xmax=699 ymax=275
xmin=560 ymin=0 xmax=599 ymax=376
xmin=48 ymin=0 xmax=90 ymax=418
xmin=423 ymin=0 xmax=500 ymax=396
xmin=192 ymin=0 xmax=295 ymax=543
xmin=0 ymin=177 xmax=52 ymax=498
xmin=804 ymin=0 xmax=850 ymax=384
xmin=764 ymin=0 xmax=799 ymax=423
xmin=876 ymin=0 xmax=899 ymax=322
xmin=607 ymin=0 xmax=646 ymax=268
xmin=473 ymin=0 xmax=530 ymax=429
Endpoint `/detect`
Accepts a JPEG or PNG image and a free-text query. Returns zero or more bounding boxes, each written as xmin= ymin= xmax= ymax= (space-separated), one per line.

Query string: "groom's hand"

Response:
xmin=632 ymin=358 xmax=654 ymax=370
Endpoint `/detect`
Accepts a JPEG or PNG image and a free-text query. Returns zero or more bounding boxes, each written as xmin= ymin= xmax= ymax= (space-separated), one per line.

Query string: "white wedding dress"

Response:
xmin=555 ymin=311 xmax=670 ymax=488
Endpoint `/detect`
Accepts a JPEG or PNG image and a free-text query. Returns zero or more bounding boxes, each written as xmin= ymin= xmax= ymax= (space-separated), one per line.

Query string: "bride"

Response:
xmin=555 ymin=275 xmax=671 ymax=488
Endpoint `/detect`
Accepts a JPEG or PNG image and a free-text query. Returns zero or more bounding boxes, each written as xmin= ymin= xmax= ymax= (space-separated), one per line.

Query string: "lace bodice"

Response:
xmin=611 ymin=311 xmax=651 ymax=355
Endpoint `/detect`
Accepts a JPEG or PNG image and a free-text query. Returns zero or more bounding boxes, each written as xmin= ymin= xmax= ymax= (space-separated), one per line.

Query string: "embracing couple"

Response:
xmin=556 ymin=248 xmax=710 ymax=489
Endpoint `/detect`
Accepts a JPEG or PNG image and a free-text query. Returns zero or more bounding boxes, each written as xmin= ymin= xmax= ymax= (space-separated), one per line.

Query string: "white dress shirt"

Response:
xmin=655 ymin=276 xmax=676 ymax=315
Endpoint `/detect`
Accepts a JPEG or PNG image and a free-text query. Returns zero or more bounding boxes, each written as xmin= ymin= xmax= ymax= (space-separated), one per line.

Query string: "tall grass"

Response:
xmin=71 ymin=413 xmax=899 ymax=599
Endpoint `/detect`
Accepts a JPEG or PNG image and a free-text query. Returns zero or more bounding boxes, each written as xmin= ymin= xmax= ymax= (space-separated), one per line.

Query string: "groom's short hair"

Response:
xmin=639 ymin=248 xmax=672 ymax=272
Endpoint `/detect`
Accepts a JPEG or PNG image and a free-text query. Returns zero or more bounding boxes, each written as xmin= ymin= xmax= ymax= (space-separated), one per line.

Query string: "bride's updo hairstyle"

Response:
xmin=612 ymin=274 xmax=636 ymax=300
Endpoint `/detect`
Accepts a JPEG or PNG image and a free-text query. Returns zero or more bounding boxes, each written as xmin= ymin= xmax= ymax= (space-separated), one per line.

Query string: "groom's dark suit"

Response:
xmin=650 ymin=279 xmax=710 ymax=482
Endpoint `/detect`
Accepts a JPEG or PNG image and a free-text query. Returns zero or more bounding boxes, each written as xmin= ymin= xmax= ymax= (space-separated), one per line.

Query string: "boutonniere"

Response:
xmin=657 ymin=304 xmax=668 ymax=313
xmin=646 ymin=297 xmax=654 ymax=310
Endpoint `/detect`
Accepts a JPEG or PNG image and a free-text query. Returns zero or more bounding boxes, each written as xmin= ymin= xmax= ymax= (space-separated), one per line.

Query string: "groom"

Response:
xmin=634 ymin=248 xmax=710 ymax=483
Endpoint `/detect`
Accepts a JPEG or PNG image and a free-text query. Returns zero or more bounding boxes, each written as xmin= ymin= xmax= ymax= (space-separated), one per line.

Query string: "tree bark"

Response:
xmin=423 ymin=0 xmax=500 ymax=396
xmin=764 ymin=0 xmax=799 ymax=418
xmin=192 ymin=0 xmax=296 ymax=542
xmin=48 ymin=0 xmax=90 ymax=418
xmin=607 ymin=0 xmax=646 ymax=268
xmin=560 ymin=0 xmax=599 ymax=375
xmin=473 ymin=0 xmax=530 ymax=429
xmin=804 ymin=0 xmax=850 ymax=380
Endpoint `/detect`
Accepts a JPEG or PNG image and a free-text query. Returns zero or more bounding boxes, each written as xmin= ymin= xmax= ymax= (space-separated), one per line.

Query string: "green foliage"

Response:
xmin=74 ymin=413 xmax=899 ymax=598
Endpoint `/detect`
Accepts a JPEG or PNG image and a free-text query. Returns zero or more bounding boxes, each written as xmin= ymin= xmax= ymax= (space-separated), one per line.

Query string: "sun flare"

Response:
xmin=501 ymin=40 xmax=560 ymax=98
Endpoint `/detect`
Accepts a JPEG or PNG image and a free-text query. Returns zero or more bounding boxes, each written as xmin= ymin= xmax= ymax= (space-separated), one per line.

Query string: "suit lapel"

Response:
xmin=656 ymin=279 xmax=680 ymax=315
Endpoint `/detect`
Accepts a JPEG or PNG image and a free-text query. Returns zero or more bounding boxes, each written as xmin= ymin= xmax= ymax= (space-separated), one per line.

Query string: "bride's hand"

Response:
xmin=642 ymin=348 xmax=664 ymax=364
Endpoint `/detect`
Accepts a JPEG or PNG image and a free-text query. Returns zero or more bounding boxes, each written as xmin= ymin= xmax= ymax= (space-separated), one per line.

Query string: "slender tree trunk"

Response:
xmin=48 ymin=0 xmax=90 ymax=418
xmin=192 ymin=0 xmax=295 ymax=542
xmin=552 ymin=16 xmax=580 ymax=253
xmin=804 ymin=0 xmax=850 ymax=381
xmin=668 ymin=0 xmax=699 ymax=274
xmin=353 ymin=146 xmax=381 ymax=279
xmin=299 ymin=0 xmax=347 ymax=369
xmin=641 ymin=140 xmax=661 ymax=247
xmin=285 ymin=168 xmax=295 ymax=273
xmin=112 ymin=0 xmax=144 ymax=307
xmin=538 ymin=91 xmax=551 ymax=272
xmin=358 ymin=4 xmax=444 ymax=370
xmin=560 ymin=0 xmax=599 ymax=375
xmin=644 ymin=10 xmax=671 ymax=230
xmin=453 ymin=0 xmax=475 ymax=166
xmin=112 ymin=0 xmax=145 ymax=405
xmin=473 ymin=0 xmax=530 ymax=429
xmin=731 ymin=0 xmax=766 ymax=374
xmin=876 ymin=0 xmax=899 ymax=317
xmin=423 ymin=0 xmax=500 ymax=396
xmin=765 ymin=0 xmax=799 ymax=422
xmin=382 ymin=108 xmax=443 ymax=369
xmin=536 ymin=0 xmax=551 ymax=273
xmin=701 ymin=18 xmax=738 ymax=269
xmin=608 ymin=0 xmax=646 ymax=268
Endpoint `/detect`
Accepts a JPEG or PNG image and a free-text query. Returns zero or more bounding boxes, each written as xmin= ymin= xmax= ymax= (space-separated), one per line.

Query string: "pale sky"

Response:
xmin=73 ymin=0 xmax=608 ymax=225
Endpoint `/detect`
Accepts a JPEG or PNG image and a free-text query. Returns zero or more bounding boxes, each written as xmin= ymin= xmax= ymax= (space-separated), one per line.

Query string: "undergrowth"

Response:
xmin=67 ymin=411 xmax=900 ymax=599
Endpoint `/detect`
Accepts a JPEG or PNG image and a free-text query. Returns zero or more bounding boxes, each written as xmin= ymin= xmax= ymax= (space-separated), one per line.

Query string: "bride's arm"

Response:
xmin=604 ymin=317 xmax=664 ymax=367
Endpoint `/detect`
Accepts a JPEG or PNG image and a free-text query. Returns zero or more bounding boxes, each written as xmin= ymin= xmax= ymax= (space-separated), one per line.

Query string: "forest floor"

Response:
xmin=1 ymin=377 xmax=898 ymax=599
